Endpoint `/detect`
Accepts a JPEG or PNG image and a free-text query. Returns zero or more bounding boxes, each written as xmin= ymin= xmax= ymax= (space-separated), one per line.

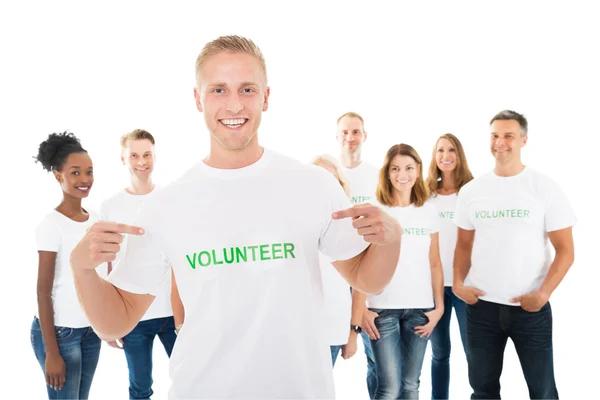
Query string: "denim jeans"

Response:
xmin=330 ymin=345 xmax=342 ymax=367
xmin=30 ymin=316 xmax=101 ymax=399
xmin=429 ymin=287 xmax=468 ymax=399
xmin=370 ymin=308 xmax=431 ymax=399
xmin=350 ymin=287 xmax=378 ymax=399
xmin=466 ymin=300 xmax=558 ymax=399
xmin=122 ymin=316 xmax=177 ymax=400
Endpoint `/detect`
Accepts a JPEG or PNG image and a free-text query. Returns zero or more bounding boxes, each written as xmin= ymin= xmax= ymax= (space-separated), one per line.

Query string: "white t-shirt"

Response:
xmin=100 ymin=187 xmax=173 ymax=321
xmin=367 ymin=202 xmax=439 ymax=309
xmin=319 ymin=253 xmax=351 ymax=346
xmin=342 ymin=160 xmax=380 ymax=205
xmin=454 ymin=167 xmax=577 ymax=306
xmin=429 ymin=193 xmax=458 ymax=286
xmin=35 ymin=209 xmax=100 ymax=328
xmin=108 ymin=149 xmax=369 ymax=400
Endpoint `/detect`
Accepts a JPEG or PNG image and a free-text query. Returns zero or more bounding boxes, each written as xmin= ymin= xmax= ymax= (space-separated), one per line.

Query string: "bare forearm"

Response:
xmin=355 ymin=240 xmax=400 ymax=294
xmin=351 ymin=288 xmax=367 ymax=326
xmin=431 ymin=265 xmax=444 ymax=309
xmin=37 ymin=294 xmax=59 ymax=355
xmin=540 ymin=248 xmax=575 ymax=297
xmin=171 ymin=290 xmax=185 ymax=326
xmin=72 ymin=269 xmax=141 ymax=340
xmin=453 ymin=245 xmax=472 ymax=286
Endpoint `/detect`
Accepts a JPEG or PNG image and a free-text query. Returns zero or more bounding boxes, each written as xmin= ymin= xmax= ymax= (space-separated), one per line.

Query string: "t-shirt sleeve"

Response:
xmin=108 ymin=199 xmax=169 ymax=296
xmin=318 ymin=171 xmax=370 ymax=261
xmin=35 ymin=218 xmax=61 ymax=252
xmin=453 ymin=187 xmax=474 ymax=231
xmin=543 ymin=180 xmax=577 ymax=232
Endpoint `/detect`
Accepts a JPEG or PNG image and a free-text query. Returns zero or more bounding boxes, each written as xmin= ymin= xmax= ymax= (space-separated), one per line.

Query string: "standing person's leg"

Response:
xmin=430 ymin=288 xmax=453 ymax=399
xmin=361 ymin=330 xmax=378 ymax=399
xmin=466 ymin=300 xmax=508 ymax=400
xmin=330 ymin=345 xmax=343 ymax=367
xmin=31 ymin=317 xmax=87 ymax=400
xmin=451 ymin=291 xmax=468 ymax=359
xmin=78 ymin=327 xmax=101 ymax=400
xmin=122 ymin=319 xmax=159 ymax=400
xmin=399 ymin=309 xmax=431 ymax=399
xmin=157 ymin=316 xmax=177 ymax=357
xmin=370 ymin=310 xmax=401 ymax=400
xmin=508 ymin=302 xmax=558 ymax=399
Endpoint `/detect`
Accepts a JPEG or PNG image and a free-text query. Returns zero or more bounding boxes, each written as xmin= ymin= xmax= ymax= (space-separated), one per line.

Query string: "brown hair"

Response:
xmin=426 ymin=133 xmax=474 ymax=195
xmin=376 ymin=144 xmax=429 ymax=207
xmin=311 ymin=155 xmax=351 ymax=197
xmin=120 ymin=129 xmax=155 ymax=148
xmin=195 ymin=35 xmax=267 ymax=85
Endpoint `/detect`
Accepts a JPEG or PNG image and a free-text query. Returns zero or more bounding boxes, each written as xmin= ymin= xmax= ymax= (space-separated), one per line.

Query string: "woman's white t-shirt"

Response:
xmin=35 ymin=209 xmax=100 ymax=328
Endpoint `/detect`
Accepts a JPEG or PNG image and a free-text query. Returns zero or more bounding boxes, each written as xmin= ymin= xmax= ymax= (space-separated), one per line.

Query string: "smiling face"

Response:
xmin=435 ymin=137 xmax=458 ymax=173
xmin=336 ymin=115 xmax=366 ymax=155
xmin=121 ymin=138 xmax=155 ymax=182
xmin=53 ymin=152 xmax=94 ymax=198
xmin=388 ymin=154 xmax=419 ymax=195
xmin=490 ymin=119 xmax=527 ymax=165
xmin=193 ymin=51 xmax=270 ymax=152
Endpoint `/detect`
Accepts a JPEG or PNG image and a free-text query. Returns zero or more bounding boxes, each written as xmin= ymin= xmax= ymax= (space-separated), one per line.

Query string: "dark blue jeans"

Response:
xmin=122 ymin=316 xmax=177 ymax=400
xmin=429 ymin=287 xmax=468 ymax=399
xmin=466 ymin=300 xmax=558 ymax=399
xmin=370 ymin=308 xmax=431 ymax=399
xmin=30 ymin=316 xmax=101 ymax=399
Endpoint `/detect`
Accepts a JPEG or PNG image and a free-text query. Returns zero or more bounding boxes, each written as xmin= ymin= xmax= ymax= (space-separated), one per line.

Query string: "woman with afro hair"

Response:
xmin=30 ymin=131 xmax=103 ymax=399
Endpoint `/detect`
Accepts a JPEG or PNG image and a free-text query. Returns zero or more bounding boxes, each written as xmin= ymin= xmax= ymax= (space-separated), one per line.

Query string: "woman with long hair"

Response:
xmin=425 ymin=133 xmax=474 ymax=400
xmin=359 ymin=144 xmax=444 ymax=399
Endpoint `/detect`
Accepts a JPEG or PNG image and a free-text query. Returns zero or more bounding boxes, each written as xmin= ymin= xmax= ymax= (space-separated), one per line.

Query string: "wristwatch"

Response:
xmin=351 ymin=324 xmax=362 ymax=334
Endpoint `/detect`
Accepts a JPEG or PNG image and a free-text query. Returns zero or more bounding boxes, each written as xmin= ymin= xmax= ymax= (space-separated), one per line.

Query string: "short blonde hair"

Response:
xmin=195 ymin=35 xmax=267 ymax=84
xmin=337 ymin=112 xmax=365 ymax=130
xmin=311 ymin=154 xmax=351 ymax=197
xmin=120 ymin=129 xmax=155 ymax=148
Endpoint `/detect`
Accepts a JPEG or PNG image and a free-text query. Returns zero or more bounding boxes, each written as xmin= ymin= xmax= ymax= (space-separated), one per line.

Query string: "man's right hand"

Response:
xmin=453 ymin=284 xmax=485 ymax=305
xmin=70 ymin=221 xmax=144 ymax=271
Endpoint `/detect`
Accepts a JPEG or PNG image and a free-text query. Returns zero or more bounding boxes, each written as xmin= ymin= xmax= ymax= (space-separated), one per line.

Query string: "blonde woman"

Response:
xmin=311 ymin=155 xmax=363 ymax=367
xmin=425 ymin=133 xmax=474 ymax=400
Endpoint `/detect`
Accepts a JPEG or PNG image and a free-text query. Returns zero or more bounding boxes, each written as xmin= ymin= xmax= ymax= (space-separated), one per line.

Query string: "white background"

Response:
xmin=0 ymin=0 xmax=597 ymax=398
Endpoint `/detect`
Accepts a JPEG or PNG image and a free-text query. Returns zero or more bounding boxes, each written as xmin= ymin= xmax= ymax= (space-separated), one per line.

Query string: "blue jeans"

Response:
xmin=122 ymin=316 xmax=177 ymax=400
xmin=466 ymin=300 xmax=558 ymax=399
xmin=370 ymin=308 xmax=431 ymax=399
xmin=429 ymin=287 xmax=468 ymax=399
xmin=330 ymin=345 xmax=342 ymax=367
xmin=30 ymin=317 xmax=101 ymax=399
xmin=362 ymin=330 xmax=378 ymax=399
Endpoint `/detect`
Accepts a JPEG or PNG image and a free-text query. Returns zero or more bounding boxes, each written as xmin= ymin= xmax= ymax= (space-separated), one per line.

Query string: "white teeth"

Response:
xmin=397 ymin=180 xmax=409 ymax=184
xmin=77 ymin=187 xmax=89 ymax=190
xmin=221 ymin=118 xmax=247 ymax=127
xmin=441 ymin=161 xmax=453 ymax=165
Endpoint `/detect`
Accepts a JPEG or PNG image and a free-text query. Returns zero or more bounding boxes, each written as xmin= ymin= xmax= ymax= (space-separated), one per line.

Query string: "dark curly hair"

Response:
xmin=34 ymin=131 xmax=87 ymax=172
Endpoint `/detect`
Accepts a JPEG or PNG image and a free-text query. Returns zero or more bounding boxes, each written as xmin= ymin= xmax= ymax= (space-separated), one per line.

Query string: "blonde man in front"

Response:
xmin=69 ymin=35 xmax=403 ymax=399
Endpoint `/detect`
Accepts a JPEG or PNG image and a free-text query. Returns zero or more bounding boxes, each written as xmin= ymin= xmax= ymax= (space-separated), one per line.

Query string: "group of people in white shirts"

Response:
xmin=31 ymin=35 xmax=576 ymax=400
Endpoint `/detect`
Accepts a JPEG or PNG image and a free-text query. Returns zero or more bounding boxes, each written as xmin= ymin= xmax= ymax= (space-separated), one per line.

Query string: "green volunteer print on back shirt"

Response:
xmin=402 ymin=227 xmax=430 ymax=236
xmin=350 ymin=196 xmax=372 ymax=204
xmin=475 ymin=209 xmax=531 ymax=219
xmin=185 ymin=242 xmax=297 ymax=269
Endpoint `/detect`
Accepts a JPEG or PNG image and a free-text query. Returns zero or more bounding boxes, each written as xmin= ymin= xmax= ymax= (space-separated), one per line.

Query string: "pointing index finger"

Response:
xmin=92 ymin=221 xmax=144 ymax=235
